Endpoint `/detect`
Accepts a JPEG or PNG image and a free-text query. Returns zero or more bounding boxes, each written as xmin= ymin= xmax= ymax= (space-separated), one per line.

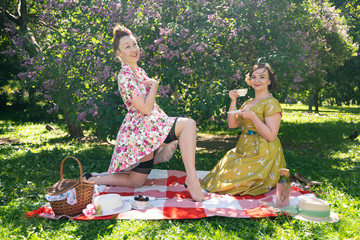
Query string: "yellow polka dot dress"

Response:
xmin=201 ymin=97 xmax=286 ymax=196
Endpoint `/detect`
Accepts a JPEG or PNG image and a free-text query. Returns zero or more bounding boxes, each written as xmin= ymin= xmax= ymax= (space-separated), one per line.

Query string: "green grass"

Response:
xmin=0 ymin=103 xmax=360 ymax=239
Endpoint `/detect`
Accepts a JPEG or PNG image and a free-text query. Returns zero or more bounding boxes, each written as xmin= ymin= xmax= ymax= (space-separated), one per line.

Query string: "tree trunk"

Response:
xmin=63 ymin=106 xmax=84 ymax=138
xmin=0 ymin=0 xmax=40 ymax=52
xmin=314 ymin=90 xmax=319 ymax=113
xmin=336 ymin=99 xmax=342 ymax=106
xmin=66 ymin=121 xmax=84 ymax=139
xmin=308 ymin=95 xmax=313 ymax=113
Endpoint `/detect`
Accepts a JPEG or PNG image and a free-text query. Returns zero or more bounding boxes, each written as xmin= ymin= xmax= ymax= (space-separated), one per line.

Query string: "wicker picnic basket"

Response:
xmin=47 ymin=156 xmax=94 ymax=216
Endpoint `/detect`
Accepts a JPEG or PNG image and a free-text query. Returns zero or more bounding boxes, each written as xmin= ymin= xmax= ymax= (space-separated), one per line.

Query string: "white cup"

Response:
xmin=236 ymin=88 xmax=248 ymax=97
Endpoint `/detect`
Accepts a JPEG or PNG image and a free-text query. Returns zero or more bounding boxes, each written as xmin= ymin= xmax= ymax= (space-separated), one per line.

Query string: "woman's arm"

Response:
xmin=131 ymin=78 xmax=158 ymax=115
xmin=227 ymin=90 xmax=240 ymax=128
xmin=237 ymin=110 xmax=281 ymax=142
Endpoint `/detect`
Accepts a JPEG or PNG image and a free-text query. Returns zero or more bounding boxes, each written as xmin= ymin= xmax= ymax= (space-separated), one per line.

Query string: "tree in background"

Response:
xmin=326 ymin=0 xmax=360 ymax=106
xmin=1 ymin=0 xmax=124 ymax=138
xmin=1 ymin=0 xmax=357 ymax=138
xmin=0 ymin=0 xmax=42 ymax=113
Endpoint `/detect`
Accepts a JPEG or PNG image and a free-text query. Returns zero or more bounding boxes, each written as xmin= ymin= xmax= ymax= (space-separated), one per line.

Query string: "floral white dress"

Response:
xmin=107 ymin=64 xmax=178 ymax=173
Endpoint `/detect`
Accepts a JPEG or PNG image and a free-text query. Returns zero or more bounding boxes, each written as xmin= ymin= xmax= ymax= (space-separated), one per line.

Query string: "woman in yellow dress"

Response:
xmin=201 ymin=63 xmax=286 ymax=196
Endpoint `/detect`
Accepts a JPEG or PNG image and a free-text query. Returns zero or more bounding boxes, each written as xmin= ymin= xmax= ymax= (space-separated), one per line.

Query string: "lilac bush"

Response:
xmin=2 ymin=0 xmax=356 ymax=138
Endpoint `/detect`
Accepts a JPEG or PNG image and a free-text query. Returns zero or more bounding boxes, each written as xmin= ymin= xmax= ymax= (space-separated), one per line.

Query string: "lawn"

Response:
xmin=0 ymin=103 xmax=359 ymax=239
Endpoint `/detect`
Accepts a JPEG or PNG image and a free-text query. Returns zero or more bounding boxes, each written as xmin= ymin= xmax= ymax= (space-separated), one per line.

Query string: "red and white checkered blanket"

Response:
xmin=25 ymin=169 xmax=309 ymax=220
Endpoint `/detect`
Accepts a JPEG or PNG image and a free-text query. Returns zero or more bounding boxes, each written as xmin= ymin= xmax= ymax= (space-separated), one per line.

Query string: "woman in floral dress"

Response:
xmin=84 ymin=25 xmax=204 ymax=202
xmin=201 ymin=63 xmax=286 ymax=196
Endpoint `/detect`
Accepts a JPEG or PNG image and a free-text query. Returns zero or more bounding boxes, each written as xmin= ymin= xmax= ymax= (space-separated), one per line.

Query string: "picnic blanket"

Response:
xmin=25 ymin=169 xmax=311 ymax=220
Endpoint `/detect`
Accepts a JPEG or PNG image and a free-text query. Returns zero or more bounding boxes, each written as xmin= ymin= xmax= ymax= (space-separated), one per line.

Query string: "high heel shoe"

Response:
xmin=294 ymin=172 xmax=321 ymax=187
xmin=83 ymin=172 xmax=93 ymax=181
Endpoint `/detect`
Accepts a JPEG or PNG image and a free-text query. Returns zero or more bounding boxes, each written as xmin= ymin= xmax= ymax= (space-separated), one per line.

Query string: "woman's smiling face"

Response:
xmin=250 ymin=68 xmax=271 ymax=92
xmin=117 ymin=35 xmax=140 ymax=66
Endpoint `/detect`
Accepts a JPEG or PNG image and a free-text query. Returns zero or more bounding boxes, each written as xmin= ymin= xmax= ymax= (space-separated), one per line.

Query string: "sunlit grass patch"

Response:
xmin=1 ymin=104 xmax=360 ymax=239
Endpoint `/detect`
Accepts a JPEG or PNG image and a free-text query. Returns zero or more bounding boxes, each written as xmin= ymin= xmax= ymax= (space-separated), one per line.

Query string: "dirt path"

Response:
xmin=0 ymin=137 xmax=18 ymax=144
xmin=0 ymin=134 xmax=238 ymax=153
xmin=196 ymin=133 xmax=237 ymax=153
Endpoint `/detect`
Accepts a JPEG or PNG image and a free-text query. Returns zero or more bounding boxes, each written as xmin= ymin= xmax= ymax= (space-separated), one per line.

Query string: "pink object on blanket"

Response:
xmin=26 ymin=169 xmax=309 ymax=220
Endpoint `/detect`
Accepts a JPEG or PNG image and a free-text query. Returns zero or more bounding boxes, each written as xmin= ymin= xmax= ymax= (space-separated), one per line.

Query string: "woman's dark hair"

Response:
xmin=249 ymin=63 xmax=278 ymax=91
xmin=112 ymin=25 xmax=132 ymax=54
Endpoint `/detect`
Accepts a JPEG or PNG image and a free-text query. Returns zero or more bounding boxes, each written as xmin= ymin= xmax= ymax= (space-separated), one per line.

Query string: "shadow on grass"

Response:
xmin=0 ymin=144 xmax=278 ymax=239
xmin=280 ymin=119 xmax=359 ymax=153
xmin=283 ymin=105 xmax=360 ymax=114
xmin=1 ymin=106 xmax=360 ymax=238
xmin=0 ymin=106 xmax=57 ymax=123
xmin=1 ymin=133 xmax=357 ymax=238
xmin=279 ymin=119 xmax=360 ymax=198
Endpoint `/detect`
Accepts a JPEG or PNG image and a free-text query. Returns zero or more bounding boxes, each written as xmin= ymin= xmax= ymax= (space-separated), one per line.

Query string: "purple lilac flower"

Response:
xmin=47 ymin=104 xmax=59 ymax=114
xmin=17 ymin=72 xmax=28 ymax=80
xmin=293 ymin=75 xmax=302 ymax=82
xmin=77 ymin=111 xmax=87 ymax=122
xmin=21 ymin=57 xmax=34 ymax=67
xmin=208 ymin=14 xmax=216 ymax=21
xmin=1 ymin=47 xmax=16 ymax=56
xmin=4 ymin=22 xmax=16 ymax=34
xmin=158 ymin=85 xmax=172 ymax=98
xmin=231 ymin=69 xmax=242 ymax=80
xmin=290 ymin=84 xmax=299 ymax=91
xmin=44 ymin=79 xmax=55 ymax=90
xmin=86 ymin=98 xmax=94 ymax=105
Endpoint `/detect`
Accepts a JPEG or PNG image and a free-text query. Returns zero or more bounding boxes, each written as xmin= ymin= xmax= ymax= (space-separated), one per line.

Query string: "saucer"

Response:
xmin=132 ymin=203 xmax=152 ymax=210
xmin=227 ymin=110 xmax=243 ymax=114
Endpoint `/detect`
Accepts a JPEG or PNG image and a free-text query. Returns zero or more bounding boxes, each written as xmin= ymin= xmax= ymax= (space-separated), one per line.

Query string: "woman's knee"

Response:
xmin=128 ymin=172 xmax=149 ymax=188
xmin=179 ymin=117 xmax=196 ymax=128
xmin=175 ymin=117 xmax=196 ymax=136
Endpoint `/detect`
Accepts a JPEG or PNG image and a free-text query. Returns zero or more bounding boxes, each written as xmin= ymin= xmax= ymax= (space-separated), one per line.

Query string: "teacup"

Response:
xmin=236 ymin=88 xmax=248 ymax=97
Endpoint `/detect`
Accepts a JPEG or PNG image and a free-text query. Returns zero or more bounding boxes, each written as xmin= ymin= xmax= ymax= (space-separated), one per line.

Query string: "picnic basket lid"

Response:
xmin=47 ymin=156 xmax=86 ymax=196
xmin=47 ymin=179 xmax=80 ymax=196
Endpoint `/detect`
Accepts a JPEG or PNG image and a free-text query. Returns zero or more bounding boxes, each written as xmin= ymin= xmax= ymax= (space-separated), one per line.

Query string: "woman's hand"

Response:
xmin=236 ymin=109 xmax=256 ymax=121
xmin=142 ymin=78 xmax=158 ymax=87
xmin=132 ymin=77 xmax=159 ymax=115
xmin=228 ymin=89 xmax=241 ymax=128
xmin=229 ymin=89 xmax=239 ymax=101
xmin=237 ymin=110 xmax=282 ymax=142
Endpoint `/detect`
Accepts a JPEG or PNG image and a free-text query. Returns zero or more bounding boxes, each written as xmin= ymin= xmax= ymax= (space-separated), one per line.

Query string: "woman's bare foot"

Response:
xmin=185 ymin=177 xmax=205 ymax=202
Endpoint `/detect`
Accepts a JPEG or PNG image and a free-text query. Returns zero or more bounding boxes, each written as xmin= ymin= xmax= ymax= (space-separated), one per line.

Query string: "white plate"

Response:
xmin=132 ymin=203 xmax=152 ymax=210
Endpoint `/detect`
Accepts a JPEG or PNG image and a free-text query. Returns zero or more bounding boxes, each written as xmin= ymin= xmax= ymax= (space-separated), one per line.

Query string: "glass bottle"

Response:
xmin=276 ymin=168 xmax=291 ymax=207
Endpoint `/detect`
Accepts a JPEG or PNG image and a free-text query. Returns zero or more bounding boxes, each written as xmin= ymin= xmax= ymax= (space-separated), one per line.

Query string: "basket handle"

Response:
xmin=60 ymin=156 xmax=84 ymax=183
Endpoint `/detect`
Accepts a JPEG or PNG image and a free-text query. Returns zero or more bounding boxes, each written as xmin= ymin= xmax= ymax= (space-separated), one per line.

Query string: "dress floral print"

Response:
xmin=200 ymin=97 xmax=286 ymax=196
xmin=108 ymin=64 xmax=177 ymax=173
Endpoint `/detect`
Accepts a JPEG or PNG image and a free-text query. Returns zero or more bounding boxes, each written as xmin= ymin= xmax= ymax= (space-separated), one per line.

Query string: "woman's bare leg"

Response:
xmin=84 ymin=153 xmax=153 ymax=188
xmin=175 ymin=117 xmax=204 ymax=202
